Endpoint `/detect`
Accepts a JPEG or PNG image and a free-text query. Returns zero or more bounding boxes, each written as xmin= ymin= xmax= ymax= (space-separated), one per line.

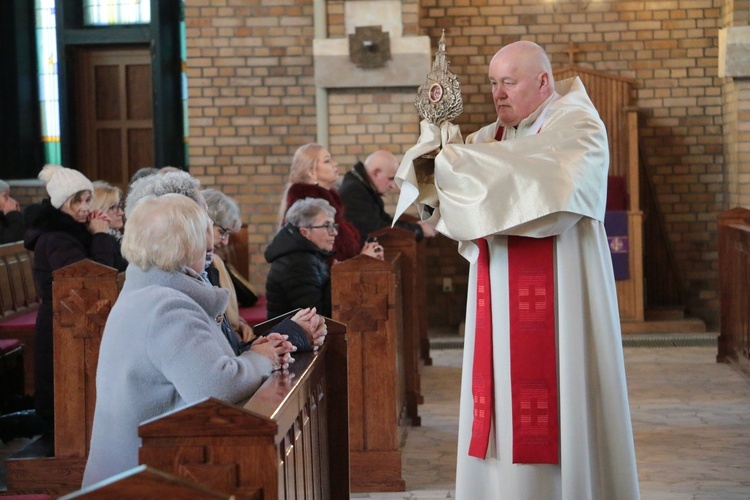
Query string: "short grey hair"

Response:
xmin=122 ymin=193 xmax=209 ymax=272
xmin=128 ymin=167 xmax=159 ymax=187
xmin=125 ymin=171 xmax=201 ymax=218
xmin=0 ymin=180 xmax=9 ymax=193
xmin=201 ymin=189 xmax=241 ymax=232
xmin=286 ymin=197 xmax=336 ymax=228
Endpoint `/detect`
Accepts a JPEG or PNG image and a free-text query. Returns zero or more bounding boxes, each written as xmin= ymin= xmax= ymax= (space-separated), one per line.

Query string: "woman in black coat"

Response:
xmin=23 ymin=165 xmax=118 ymax=432
xmin=265 ymin=197 xmax=336 ymax=319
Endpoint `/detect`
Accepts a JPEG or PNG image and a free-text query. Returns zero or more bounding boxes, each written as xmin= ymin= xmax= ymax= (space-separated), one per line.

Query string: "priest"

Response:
xmin=394 ymin=41 xmax=640 ymax=499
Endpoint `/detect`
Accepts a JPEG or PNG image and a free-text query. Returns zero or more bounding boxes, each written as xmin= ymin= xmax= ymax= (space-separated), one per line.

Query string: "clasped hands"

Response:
xmin=251 ymin=332 xmax=295 ymax=371
xmin=251 ymin=307 xmax=328 ymax=371
xmin=291 ymin=307 xmax=327 ymax=351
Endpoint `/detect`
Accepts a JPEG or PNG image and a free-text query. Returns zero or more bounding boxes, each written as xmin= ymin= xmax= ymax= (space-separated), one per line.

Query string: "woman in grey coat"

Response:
xmin=82 ymin=193 xmax=295 ymax=487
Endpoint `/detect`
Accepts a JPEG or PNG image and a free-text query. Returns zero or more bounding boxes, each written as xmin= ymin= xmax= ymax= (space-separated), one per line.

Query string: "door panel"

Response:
xmin=76 ymin=46 xmax=153 ymax=185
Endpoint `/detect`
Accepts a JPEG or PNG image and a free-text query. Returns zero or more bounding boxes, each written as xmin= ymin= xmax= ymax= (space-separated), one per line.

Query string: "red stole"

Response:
xmin=468 ymin=123 xmax=559 ymax=463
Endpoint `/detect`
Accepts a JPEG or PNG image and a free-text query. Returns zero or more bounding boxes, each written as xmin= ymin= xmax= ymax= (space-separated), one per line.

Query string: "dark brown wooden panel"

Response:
xmin=94 ymin=65 xmax=121 ymax=120
xmin=127 ymin=63 xmax=152 ymax=120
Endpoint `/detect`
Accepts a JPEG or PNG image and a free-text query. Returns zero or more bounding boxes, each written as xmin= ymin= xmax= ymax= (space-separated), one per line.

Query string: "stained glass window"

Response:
xmin=180 ymin=0 xmax=189 ymax=164
xmin=35 ymin=0 xmax=61 ymax=165
xmin=83 ymin=0 xmax=151 ymax=26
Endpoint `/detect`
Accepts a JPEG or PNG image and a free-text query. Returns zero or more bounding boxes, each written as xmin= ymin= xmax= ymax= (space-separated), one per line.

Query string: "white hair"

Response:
xmin=125 ymin=171 xmax=201 ymax=218
xmin=122 ymin=193 xmax=209 ymax=272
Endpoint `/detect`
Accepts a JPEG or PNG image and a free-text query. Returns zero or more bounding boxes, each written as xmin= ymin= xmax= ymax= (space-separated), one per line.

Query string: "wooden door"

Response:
xmin=75 ymin=46 xmax=154 ymax=185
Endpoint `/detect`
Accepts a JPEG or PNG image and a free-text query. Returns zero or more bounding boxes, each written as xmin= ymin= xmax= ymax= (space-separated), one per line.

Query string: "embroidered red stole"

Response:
xmin=508 ymin=236 xmax=559 ymax=464
xmin=468 ymin=239 xmax=494 ymax=459
xmin=467 ymin=123 xmax=559 ymax=463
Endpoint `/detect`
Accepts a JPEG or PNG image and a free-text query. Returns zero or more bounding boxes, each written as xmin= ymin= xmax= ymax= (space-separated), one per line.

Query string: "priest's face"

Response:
xmin=488 ymin=44 xmax=552 ymax=127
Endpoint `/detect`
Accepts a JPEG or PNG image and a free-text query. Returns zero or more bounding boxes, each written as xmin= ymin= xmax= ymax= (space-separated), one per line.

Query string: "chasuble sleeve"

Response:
xmin=395 ymin=77 xmax=610 ymax=244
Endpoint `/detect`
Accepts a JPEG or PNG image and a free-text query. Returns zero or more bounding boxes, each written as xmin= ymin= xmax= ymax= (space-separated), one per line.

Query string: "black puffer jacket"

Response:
xmin=0 ymin=210 xmax=25 ymax=244
xmin=264 ymin=224 xmax=332 ymax=319
xmin=24 ymin=198 xmax=119 ymax=421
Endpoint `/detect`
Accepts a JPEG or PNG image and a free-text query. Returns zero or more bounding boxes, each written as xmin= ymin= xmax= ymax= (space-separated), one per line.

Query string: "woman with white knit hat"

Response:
xmin=23 ymin=164 xmax=119 ymax=435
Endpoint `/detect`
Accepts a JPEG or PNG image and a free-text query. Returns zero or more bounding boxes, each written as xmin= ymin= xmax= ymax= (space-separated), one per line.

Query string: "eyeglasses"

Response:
xmin=306 ymin=222 xmax=339 ymax=234
xmin=216 ymin=225 xmax=232 ymax=241
xmin=107 ymin=202 xmax=125 ymax=213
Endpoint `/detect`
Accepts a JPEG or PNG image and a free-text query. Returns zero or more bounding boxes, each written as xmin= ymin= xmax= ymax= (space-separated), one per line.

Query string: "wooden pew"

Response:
xmin=372 ymin=226 xmax=425 ymax=424
xmin=5 ymin=260 xmax=121 ymax=498
xmin=717 ymin=207 xmax=750 ymax=371
xmin=0 ymin=242 xmax=40 ymax=396
xmin=59 ymin=465 xmax=234 ymax=499
xmin=331 ymin=253 xmax=408 ymax=493
xmin=138 ymin=319 xmax=349 ymax=500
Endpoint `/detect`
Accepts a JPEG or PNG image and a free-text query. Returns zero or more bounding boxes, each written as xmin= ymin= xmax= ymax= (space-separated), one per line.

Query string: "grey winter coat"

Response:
xmin=82 ymin=264 xmax=274 ymax=487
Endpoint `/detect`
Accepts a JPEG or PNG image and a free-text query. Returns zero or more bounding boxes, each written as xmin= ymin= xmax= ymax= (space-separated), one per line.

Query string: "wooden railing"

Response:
xmin=717 ymin=207 xmax=750 ymax=370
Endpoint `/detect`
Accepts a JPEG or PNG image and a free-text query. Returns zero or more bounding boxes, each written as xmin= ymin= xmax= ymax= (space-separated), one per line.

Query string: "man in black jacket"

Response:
xmin=0 ymin=180 xmax=25 ymax=244
xmin=339 ymin=150 xmax=436 ymax=244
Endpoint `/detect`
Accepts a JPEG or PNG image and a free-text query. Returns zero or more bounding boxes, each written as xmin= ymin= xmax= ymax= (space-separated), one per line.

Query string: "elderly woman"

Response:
xmin=203 ymin=188 xmax=325 ymax=353
xmin=82 ymin=193 xmax=296 ymax=487
xmin=91 ymin=180 xmax=128 ymax=271
xmin=24 ymin=164 xmax=118 ymax=433
xmin=201 ymin=189 xmax=250 ymax=338
xmin=279 ymin=143 xmax=382 ymax=264
xmin=266 ymin=197 xmax=340 ymax=318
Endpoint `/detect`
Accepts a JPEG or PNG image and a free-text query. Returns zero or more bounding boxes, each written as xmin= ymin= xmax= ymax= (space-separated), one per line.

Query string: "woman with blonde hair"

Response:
xmin=279 ymin=143 xmax=382 ymax=264
xmin=91 ymin=180 xmax=128 ymax=271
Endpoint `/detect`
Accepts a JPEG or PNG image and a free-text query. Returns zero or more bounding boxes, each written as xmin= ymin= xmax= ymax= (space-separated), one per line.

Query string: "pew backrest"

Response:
xmin=0 ymin=242 xmax=39 ymax=320
xmin=0 ymin=242 xmax=40 ymax=394
xmin=53 ymin=259 xmax=122 ymax=458
xmin=59 ymin=464 xmax=238 ymax=499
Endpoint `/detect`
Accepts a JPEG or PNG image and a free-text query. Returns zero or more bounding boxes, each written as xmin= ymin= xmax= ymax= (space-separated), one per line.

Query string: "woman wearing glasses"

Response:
xmin=91 ymin=180 xmax=128 ymax=271
xmin=202 ymin=188 xmax=253 ymax=343
xmin=279 ymin=143 xmax=383 ymax=265
xmin=265 ymin=197 xmax=342 ymax=318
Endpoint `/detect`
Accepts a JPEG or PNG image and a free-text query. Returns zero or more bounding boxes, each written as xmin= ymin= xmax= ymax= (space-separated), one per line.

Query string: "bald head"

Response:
xmin=364 ymin=150 xmax=399 ymax=195
xmin=489 ymin=41 xmax=555 ymax=127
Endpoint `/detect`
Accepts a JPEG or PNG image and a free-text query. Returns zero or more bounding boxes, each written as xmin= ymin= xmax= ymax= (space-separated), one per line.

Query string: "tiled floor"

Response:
xmin=3 ymin=335 xmax=749 ymax=499
xmin=353 ymin=337 xmax=750 ymax=500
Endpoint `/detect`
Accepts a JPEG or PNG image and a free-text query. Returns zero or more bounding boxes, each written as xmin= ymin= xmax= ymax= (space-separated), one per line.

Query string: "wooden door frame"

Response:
xmin=54 ymin=0 xmax=184 ymax=171
xmin=74 ymin=45 xmax=154 ymax=185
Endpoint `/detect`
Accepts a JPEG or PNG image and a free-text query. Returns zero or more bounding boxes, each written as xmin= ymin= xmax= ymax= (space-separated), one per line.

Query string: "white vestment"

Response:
xmin=394 ymin=77 xmax=640 ymax=499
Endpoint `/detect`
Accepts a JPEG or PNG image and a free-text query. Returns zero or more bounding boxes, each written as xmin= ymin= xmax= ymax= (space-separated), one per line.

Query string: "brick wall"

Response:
xmin=184 ymin=0 xmax=319 ymax=291
xmin=185 ymin=0 xmax=728 ymax=328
